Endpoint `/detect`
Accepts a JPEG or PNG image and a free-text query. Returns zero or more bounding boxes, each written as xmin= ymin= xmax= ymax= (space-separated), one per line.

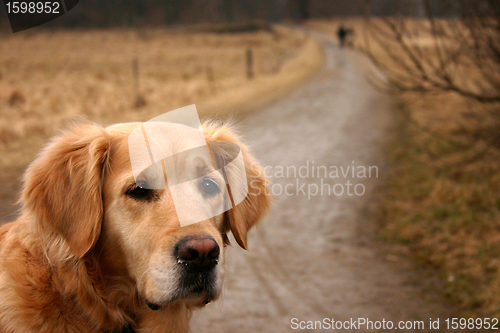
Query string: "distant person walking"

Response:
xmin=337 ymin=25 xmax=347 ymax=47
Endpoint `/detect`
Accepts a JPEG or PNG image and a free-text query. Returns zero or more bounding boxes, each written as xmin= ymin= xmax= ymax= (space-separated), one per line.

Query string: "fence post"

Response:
xmin=133 ymin=58 xmax=146 ymax=108
xmin=206 ymin=66 xmax=216 ymax=95
xmin=246 ymin=48 xmax=254 ymax=80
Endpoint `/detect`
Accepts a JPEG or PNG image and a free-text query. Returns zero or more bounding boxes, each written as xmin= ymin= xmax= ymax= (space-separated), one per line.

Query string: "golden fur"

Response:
xmin=0 ymin=121 xmax=270 ymax=333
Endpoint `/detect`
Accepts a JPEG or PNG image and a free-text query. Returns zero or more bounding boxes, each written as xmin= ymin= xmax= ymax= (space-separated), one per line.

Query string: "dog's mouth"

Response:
xmin=146 ymin=265 xmax=220 ymax=310
xmin=146 ymin=291 xmax=216 ymax=311
xmin=146 ymin=235 xmax=222 ymax=310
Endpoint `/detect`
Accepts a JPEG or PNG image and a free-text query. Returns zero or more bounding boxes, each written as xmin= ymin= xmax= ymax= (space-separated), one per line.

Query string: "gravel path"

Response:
xmin=190 ymin=32 xmax=451 ymax=332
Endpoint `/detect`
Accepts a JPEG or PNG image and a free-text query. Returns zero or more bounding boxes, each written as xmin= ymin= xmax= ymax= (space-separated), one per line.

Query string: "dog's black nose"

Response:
xmin=176 ymin=236 xmax=220 ymax=270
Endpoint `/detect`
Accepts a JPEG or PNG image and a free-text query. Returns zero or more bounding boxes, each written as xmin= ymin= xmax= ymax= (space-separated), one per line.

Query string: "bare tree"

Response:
xmin=363 ymin=0 xmax=500 ymax=104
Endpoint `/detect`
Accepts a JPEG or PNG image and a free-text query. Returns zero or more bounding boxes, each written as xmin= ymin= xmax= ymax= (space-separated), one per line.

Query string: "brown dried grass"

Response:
xmin=0 ymin=26 xmax=322 ymax=171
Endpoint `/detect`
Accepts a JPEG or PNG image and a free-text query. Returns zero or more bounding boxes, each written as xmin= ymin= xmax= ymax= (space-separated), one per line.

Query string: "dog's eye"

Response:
xmin=126 ymin=183 xmax=157 ymax=201
xmin=200 ymin=179 xmax=220 ymax=197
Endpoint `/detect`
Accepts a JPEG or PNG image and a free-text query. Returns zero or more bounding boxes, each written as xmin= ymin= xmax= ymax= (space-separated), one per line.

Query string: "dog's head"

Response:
xmin=21 ymin=121 xmax=270 ymax=309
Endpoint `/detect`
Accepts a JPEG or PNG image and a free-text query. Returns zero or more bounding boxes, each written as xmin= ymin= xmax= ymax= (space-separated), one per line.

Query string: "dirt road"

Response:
xmin=190 ymin=32 xmax=451 ymax=332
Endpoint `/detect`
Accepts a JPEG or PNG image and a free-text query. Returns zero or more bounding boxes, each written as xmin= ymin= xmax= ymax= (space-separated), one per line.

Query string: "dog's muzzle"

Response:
xmin=146 ymin=235 xmax=220 ymax=311
xmin=175 ymin=235 xmax=220 ymax=270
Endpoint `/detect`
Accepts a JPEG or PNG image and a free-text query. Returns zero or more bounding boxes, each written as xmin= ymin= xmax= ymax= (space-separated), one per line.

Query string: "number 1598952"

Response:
xmin=446 ymin=318 xmax=498 ymax=330
xmin=5 ymin=2 xmax=60 ymax=14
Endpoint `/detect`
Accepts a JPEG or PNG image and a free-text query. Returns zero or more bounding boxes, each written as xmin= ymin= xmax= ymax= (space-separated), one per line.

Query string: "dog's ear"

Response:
xmin=21 ymin=123 xmax=111 ymax=258
xmin=203 ymin=121 xmax=271 ymax=250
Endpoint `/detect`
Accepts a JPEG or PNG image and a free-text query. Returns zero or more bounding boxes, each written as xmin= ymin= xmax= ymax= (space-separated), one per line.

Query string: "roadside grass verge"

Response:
xmin=384 ymin=93 xmax=500 ymax=317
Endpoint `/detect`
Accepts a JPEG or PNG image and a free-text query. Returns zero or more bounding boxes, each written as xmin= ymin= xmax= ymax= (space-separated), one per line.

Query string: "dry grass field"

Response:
xmin=0 ymin=25 xmax=322 ymax=221
xmin=0 ymin=26 xmax=321 ymax=171
xmin=310 ymin=18 xmax=500 ymax=317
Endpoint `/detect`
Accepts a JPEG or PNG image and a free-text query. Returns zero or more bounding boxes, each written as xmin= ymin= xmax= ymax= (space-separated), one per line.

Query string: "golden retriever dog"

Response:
xmin=0 ymin=121 xmax=270 ymax=333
